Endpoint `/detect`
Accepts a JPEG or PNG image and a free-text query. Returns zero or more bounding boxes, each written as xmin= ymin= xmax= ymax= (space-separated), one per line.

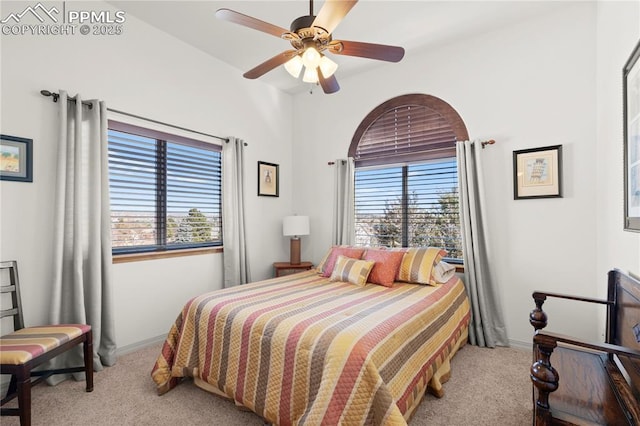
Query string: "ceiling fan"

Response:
xmin=215 ymin=0 xmax=405 ymax=94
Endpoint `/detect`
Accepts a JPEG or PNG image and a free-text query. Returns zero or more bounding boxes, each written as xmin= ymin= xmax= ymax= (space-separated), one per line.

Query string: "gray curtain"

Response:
xmin=332 ymin=158 xmax=355 ymax=245
xmin=456 ymin=140 xmax=508 ymax=347
xmin=49 ymin=91 xmax=117 ymax=383
xmin=222 ymin=137 xmax=251 ymax=287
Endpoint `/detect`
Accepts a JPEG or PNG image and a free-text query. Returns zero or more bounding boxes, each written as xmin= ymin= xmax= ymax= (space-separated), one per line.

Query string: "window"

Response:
xmin=350 ymin=94 xmax=469 ymax=262
xmin=108 ymin=121 xmax=222 ymax=254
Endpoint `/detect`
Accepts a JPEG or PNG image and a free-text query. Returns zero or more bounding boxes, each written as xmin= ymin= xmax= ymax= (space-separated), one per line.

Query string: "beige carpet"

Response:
xmin=2 ymin=343 xmax=533 ymax=425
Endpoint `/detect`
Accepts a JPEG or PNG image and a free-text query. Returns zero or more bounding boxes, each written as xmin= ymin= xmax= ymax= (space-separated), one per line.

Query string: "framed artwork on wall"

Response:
xmin=258 ymin=161 xmax=279 ymax=197
xmin=624 ymin=39 xmax=640 ymax=232
xmin=513 ymin=145 xmax=562 ymax=200
xmin=0 ymin=134 xmax=33 ymax=182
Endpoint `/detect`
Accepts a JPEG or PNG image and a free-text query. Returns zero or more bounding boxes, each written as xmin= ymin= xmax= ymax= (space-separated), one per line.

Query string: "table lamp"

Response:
xmin=283 ymin=215 xmax=310 ymax=265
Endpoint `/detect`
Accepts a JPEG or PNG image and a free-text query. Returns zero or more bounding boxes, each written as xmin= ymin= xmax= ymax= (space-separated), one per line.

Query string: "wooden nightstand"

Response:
xmin=273 ymin=261 xmax=314 ymax=277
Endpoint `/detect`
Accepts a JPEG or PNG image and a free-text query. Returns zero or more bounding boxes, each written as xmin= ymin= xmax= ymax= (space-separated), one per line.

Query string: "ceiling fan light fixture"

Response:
xmin=319 ymin=55 xmax=338 ymax=78
xmin=302 ymin=66 xmax=319 ymax=83
xmin=301 ymin=46 xmax=321 ymax=69
xmin=284 ymin=55 xmax=303 ymax=78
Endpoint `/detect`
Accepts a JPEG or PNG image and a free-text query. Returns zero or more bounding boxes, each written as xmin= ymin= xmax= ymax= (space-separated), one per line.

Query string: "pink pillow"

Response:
xmin=320 ymin=247 xmax=365 ymax=277
xmin=364 ymin=249 xmax=405 ymax=287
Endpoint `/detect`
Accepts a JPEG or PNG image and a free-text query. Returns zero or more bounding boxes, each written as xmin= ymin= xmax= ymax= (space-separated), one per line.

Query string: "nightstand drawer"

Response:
xmin=273 ymin=261 xmax=314 ymax=277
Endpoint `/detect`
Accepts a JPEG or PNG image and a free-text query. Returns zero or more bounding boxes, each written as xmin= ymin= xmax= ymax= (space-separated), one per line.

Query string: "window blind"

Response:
xmin=354 ymin=105 xmax=457 ymax=167
xmin=108 ymin=121 xmax=222 ymax=253
xmin=351 ymin=94 xmax=465 ymax=261
xmin=354 ymin=160 xmax=462 ymax=258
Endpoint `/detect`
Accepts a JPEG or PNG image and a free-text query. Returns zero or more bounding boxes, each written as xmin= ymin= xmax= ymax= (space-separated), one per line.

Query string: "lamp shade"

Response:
xmin=284 ymin=55 xmax=303 ymax=78
xmin=319 ymin=55 xmax=338 ymax=78
xmin=283 ymin=215 xmax=310 ymax=237
xmin=302 ymin=66 xmax=318 ymax=83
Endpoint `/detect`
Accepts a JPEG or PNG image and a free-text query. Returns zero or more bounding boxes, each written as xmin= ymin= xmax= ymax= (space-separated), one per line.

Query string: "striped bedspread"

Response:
xmin=151 ymin=270 xmax=470 ymax=425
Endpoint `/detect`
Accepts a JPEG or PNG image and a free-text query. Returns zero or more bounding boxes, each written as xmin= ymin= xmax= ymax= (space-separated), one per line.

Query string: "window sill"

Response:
xmin=113 ymin=246 xmax=223 ymax=264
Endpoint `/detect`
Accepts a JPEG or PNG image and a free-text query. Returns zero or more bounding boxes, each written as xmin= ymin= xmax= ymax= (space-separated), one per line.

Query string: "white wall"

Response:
xmin=293 ymin=1 xmax=640 ymax=347
xmin=0 ymin=2 xmax=294 ymax=349
xmin=595 ymin=1 xmax=640 ymax=298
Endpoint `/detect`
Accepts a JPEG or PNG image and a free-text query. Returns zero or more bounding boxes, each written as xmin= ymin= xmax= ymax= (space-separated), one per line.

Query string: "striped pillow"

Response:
xmin=318 ymin=246 xmax=366 ymax=277
xmin=329 ymin=255 xmax=376 ymax=286
xmin=397 ymin=247 xmax=447 ymax=285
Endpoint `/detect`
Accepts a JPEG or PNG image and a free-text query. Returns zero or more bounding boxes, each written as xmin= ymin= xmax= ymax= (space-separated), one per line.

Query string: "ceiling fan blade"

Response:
xmin=312 ymin=0 xmax=357 ymax=34
xmin=243 ymin=50 xmax=297 ymax=79
xmin=330 ymin=40 xmax=405 ymax=62
xmin=216 ymin=8 xmax=289 ymax=38
xmin=317 ymin=68 xmax=340 ymax=94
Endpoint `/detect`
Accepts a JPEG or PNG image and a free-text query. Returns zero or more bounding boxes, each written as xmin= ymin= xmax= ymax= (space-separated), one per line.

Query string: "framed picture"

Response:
xmin=513 ymin=145 xmax=562 ymax=199
xmin=257 ymin=161 xmax=279 ymax=197
xmin=624 ymin=39 xmax=640 ymax=232
xmin=0 ymin=134 xmax=32 ymax=182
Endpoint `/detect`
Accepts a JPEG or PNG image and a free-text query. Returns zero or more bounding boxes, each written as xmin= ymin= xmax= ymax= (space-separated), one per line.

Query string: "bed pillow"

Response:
xmin=329 ymin=255 xmax=375 ymax=286
xmin=363 ymin=249 xmax=405 ymax=287
xmin=319 ymin=246 xmax=366 ymax=277
xmin=397 ymin=247 xmax=447 ymax=285
xmin=433 ymin=261 xmax=456 ymax=284
xmin=315 ymin=245 xmax=338 ymax=273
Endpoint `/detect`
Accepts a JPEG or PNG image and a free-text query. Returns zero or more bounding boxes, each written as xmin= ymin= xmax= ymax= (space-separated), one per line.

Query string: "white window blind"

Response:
xmin=354 ymin=160 xmax=462 ymax=259
xmin=108 ymin=121 xmax=222 ymax=253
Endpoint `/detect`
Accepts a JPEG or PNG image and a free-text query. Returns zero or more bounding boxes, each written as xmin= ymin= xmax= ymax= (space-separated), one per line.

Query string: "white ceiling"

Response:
xmin=107 ymin=1 xmax=568 ymax=94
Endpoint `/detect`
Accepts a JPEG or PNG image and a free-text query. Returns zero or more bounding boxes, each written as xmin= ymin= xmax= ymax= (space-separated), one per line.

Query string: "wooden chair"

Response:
xmin=0 ymin=260 xmax=94 ymax=426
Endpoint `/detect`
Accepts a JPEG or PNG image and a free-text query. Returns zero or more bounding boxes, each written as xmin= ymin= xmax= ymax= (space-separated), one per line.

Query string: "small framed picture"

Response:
xmin=258 ymin=161 xmax=279 ymax=197
xmin=0 ymin=134 xmax=33 ymax=182
xmin=513 ymin=145 xmax=562 ymax=199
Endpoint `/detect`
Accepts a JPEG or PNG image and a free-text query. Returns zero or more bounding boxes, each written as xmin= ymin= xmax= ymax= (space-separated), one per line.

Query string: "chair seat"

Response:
xmin=0 ymin=324 xmax=91 ymax=365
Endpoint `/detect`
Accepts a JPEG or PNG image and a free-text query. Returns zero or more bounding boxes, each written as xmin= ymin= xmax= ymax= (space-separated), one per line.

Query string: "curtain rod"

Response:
xmin=40 ymin=90 xmax=229 ymax=143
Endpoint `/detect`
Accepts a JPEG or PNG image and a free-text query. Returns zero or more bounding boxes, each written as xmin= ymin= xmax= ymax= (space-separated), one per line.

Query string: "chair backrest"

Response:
xmin=0 ymin=260 xmax=24 ymax=333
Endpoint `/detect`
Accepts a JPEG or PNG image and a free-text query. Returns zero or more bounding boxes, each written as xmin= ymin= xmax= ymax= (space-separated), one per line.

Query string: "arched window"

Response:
xmin=350 ymin=94 xmax=468 ymax=261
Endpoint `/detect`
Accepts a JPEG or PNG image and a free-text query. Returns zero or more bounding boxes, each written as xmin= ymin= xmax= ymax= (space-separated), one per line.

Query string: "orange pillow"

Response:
xmin=364 ymin=249 xmax=405 ymax=287
xmin=320 ymin=247 xmax=366 ymax=277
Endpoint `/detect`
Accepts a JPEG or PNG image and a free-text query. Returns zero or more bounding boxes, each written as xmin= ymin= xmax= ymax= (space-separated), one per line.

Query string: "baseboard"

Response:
xmin=508 ymin=339 xmax=532 ymax=351
xmin=116 ymin=334 xmax=166 ymax=356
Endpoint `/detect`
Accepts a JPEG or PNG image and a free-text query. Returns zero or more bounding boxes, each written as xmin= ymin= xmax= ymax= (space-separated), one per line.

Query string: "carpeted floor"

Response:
xmin=2 ymin=342 xmax=533 ymax=425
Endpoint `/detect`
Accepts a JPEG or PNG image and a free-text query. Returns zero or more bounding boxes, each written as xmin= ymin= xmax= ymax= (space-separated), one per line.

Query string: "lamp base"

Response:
xmin=290 ymin=237 xmax=301 ymax=265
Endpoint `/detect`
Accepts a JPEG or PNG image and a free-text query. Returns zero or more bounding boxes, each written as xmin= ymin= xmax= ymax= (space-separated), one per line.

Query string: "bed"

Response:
xmin=151 ymin=249 xmax=471 ymax=426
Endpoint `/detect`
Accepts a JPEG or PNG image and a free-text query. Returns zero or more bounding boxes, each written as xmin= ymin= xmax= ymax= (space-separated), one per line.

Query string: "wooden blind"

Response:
xmin=353 ymin=104 xmax=457 ymax=167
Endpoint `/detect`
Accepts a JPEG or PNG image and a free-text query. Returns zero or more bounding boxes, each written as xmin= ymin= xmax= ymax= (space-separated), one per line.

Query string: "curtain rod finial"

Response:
xmin=481 ymin=139 xmax=496 ymax=149
xmin=40 ymin=89 xmax=59 ymax=102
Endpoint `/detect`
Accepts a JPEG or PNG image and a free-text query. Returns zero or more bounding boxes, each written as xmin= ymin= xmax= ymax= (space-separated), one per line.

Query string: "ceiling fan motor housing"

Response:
xmin=290 ymin=15 xmax=315 ymax=34
xmin=289 ymin=15 xmax=331 ymax=52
